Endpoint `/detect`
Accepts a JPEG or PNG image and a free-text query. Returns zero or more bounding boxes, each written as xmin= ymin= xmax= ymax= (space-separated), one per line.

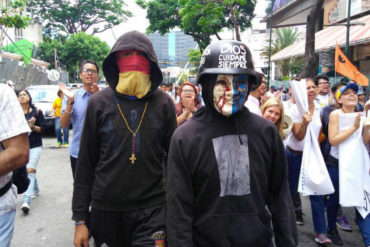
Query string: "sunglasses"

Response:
xmin=82 ymin=68 xmax=98 ymax=74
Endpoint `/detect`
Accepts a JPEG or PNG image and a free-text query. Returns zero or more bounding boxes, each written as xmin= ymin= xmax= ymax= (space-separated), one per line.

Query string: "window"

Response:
xmin=14 ymin=28 xmax=23 ymax=41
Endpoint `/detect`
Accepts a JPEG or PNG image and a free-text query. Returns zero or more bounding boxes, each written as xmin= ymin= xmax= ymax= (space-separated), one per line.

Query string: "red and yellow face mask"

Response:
xmin=115 ymin=50 xmax=152 ymax=98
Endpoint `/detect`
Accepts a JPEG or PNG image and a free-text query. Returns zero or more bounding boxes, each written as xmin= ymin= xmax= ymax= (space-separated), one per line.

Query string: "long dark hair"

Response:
xmin=16 ymin=89 xmax=37 ymax=115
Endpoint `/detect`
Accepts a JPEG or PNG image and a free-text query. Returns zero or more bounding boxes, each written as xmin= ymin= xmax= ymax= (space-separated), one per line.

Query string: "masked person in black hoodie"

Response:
xmin=72 ymin=31 xmax=177 ymax=247
xmin=166 ymin=40 xmax=298 ymax=247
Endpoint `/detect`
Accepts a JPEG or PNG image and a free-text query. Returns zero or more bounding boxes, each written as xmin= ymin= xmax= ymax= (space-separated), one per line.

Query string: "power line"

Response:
xmin=0 ymin=26 xmax=33 ymax=62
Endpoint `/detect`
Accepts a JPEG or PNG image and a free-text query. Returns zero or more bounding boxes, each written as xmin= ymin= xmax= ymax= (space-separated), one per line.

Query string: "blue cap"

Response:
xmin=336 ymin=83 xmax=359 ymax=99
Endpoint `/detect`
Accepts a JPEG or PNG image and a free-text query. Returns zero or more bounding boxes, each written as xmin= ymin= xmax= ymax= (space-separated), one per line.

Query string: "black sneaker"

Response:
xmin=296 ymin=211 xmax=304 ymax=225
xmin=327 ymin=228 xmax=343 ymax=245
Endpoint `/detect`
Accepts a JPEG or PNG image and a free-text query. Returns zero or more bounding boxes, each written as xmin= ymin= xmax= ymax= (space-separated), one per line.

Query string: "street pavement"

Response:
xmin=12 ymin=136 xmax=364 ymax=247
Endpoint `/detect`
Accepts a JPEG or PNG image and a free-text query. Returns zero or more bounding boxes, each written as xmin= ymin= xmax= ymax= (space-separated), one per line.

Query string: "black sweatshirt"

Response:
xmin=72 ymin=31 xmax=177 ymax=221
xmin=72 ymin=87 xmax=176 ymax=220
xmin=166 ymin=107 xmax=298 ymax=247
xmin=25 ymin=108 xmax=45 ymax=149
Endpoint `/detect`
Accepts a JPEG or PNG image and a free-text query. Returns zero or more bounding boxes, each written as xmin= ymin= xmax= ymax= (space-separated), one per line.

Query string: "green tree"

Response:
xmin=137 ymin=0 xmax=256 ymax=52
xmin=28 ymin=0 xmax=132 ymax=35
xmin=261 ymin=28 xmax=302 ymax=77
xmin=187 ymin=48 xmax=201 ymax=73
xmin=36 ymin=38 xmax=64 ymax=69
xmin=1 ymin=0 xmax=30 ymax=28
xmin=37 ymin=32 xmax=110 ymax=80
xmin=1 ymin=0 xmax=30 ymax=52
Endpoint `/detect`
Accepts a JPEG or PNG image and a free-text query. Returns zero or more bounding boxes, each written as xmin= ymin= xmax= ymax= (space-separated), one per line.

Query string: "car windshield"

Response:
xmin=28 ymin=88 xmax=58 ymax=102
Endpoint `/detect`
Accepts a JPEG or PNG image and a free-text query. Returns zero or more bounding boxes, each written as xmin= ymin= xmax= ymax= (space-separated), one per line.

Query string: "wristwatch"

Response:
xmin=68 ymin=100 xmax=74 ymax=105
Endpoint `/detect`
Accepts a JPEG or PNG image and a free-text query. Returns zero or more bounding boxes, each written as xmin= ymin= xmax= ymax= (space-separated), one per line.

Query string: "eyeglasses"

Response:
xmin=318 ymin=81 xmax=329 ymax=85
xmin=82 ymin=68 xmax=98 ymax=74
xmin=182 ymin=89 xmax=195 ymax=94
xmin=18 ymin=93 xmax=28 ymax=97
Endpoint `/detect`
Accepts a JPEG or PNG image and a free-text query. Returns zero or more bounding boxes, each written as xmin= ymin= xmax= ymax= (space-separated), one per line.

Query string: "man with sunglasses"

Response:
xmin=60 ymin=60 xmax=100 ymax=178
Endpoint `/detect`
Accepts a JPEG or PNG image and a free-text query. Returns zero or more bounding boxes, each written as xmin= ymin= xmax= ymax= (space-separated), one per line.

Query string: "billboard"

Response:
xmin=323 ymin=0 xmax=364 ymax=25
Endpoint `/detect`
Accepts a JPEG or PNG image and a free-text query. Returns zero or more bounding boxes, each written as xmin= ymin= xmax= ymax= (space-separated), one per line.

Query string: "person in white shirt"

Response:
xmin=0 ymin=84 xmax=30 ymax=247
xmin=266 ymin=85 xmax=276 ymax=98
xmin=244 ymin=72 xmax=266 ymax=116
xmin=315 ymin=74 xmax=331 ymax=110
xmin=285 ymin=78 xmax=334 ymax=245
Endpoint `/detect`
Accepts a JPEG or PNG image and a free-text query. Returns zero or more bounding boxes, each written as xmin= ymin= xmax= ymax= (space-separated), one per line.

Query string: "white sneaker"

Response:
xmin=21 ymin=202 xmax=30 ymax=214
xmin=31 ymin=191 xmax=40 ymax=199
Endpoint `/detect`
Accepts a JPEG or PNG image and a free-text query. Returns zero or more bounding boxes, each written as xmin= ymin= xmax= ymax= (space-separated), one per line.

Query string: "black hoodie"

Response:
xmin=166 ymin=75 xmax=298 ymax=247
xmin=72 ymin=31 xmax=177 ymax=221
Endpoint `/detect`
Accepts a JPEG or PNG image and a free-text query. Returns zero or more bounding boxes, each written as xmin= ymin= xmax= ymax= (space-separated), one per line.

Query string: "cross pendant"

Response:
xmin=129 ymin=153 xmax=136 ymax=164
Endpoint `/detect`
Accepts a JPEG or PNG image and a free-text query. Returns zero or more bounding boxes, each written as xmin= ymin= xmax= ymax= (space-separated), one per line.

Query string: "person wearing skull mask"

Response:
xmin=166 ymin=40 xmax=297 ymax=247
xmin=72 ymin=31 xmax=177 ymax=247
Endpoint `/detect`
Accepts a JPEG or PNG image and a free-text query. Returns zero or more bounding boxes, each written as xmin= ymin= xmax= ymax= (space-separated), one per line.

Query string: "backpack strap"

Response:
xmin=0 ymin=177 xmax=13 ymax=197
xmin=0 ymin=142 xmax=12 ymax=197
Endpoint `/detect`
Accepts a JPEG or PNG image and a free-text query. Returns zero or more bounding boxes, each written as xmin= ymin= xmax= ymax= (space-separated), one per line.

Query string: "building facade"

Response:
xmin=148 ymin=31 xmax=198 ymax=69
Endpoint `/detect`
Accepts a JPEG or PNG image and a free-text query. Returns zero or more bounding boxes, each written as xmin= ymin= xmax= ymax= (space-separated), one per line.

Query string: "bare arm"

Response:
xmin=60 ymin=104 xmax=73 ymax=129
xmin=60 ymin=95 xmax=74 ymax=128
xmin=292 ymin=113 xmax=311 ymax=141
xmin=177 ymin=109 xmax=191 ymax=126
xmin=328 ymin=111 xmax=360 ymax=146
xmin=363 ymin=117 xmax=370 ymax=145
xmin=0 ymin=133 xmax=29 ymax=176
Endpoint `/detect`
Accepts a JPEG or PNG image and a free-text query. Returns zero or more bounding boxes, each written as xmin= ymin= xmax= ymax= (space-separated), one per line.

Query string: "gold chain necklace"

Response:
xmin=115 ymin=97 xmax=148 ymax=164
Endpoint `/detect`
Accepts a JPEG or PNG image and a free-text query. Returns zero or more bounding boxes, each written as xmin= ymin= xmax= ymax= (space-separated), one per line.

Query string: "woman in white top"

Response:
xmin=285 ymin=78 xmax=333 ymax=244
xmin=328 ymin=83 xmax=370 ymax=246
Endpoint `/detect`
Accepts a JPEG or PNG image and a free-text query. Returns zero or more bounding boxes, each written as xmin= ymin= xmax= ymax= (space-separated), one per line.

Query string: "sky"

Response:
xmin=95 ymin=0 xmax=149 ymax=47
xmin=96 ymin=0 xmax=268 ymax=48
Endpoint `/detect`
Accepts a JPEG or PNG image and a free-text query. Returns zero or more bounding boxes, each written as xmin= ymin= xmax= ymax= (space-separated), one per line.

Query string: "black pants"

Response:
xmin=91 ymin=204 xmax=166 ymax=247
xmin=70 ymin=156 xmax=77 ymax=179
xmin=293 ymin=192 xmax=302 ymax=214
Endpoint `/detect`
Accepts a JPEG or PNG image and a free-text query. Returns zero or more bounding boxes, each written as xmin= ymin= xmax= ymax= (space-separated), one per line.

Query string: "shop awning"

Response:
xmin=271 ymin=14 xmax=370 ymax=61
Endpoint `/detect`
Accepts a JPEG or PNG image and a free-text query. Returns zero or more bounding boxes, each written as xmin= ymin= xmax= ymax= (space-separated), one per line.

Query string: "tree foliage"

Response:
xmin=137 ymin=0 xmax=256 ymax=52
xmin=261 ymin=28 xmax=303 ymax=77
xmin=37 ymin=32 xmax=110 ymax=80
xmin=0 ymin=0 xmax=30 ymax=28
xmin=28 ymin=0 xmax=132 ymax=35
xmin=187 ymin=48 xmax=201 ymax=73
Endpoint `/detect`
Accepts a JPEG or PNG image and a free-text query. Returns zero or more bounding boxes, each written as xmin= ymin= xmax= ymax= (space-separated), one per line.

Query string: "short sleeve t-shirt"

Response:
xmin=0 ymin=84 xmax=30 ymax=215
xmin=53 ymin=97 xmax=62 ymax=117
xmin=285 ymin=104 xmax=322 ymax=151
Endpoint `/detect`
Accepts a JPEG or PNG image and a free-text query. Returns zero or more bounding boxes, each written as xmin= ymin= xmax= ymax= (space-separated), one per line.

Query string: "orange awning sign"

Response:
xmin=335 ymin=44 xmax=369 ymax=86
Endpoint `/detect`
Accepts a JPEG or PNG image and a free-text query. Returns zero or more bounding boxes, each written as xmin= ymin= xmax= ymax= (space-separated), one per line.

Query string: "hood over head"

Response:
xmin=103 ymin=31 xmax=163 ymax=97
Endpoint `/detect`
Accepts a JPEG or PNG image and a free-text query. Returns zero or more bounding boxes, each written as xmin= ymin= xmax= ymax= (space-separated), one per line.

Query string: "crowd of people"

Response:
xmin=257 ymin=75 xmax=370 ymax=246
xmin=0 ymin=30 xmax=369 ymax=247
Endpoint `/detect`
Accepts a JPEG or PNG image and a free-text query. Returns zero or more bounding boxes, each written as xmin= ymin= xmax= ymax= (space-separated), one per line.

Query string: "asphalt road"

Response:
xmin=11 ymin=136 xmax=364 ymax=247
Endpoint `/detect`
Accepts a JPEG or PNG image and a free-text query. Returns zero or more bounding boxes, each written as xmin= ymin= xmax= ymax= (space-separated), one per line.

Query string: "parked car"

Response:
xmin=26 ymin=85 xmax=60 ymax=132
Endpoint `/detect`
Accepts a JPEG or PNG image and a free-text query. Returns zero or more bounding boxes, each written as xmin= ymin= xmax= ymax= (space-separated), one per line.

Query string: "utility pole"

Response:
xmin=267 ymin=0 xmax=275 ymax=88
xmin=54 ymin=48 xmax=58 ymax=69
xmin=345 ymin=0 xmax=351 ymax=57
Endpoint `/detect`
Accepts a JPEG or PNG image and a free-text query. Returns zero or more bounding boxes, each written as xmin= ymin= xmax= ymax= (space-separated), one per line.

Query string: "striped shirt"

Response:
xmin=0 ymin=84 xmax=30 ymax=215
